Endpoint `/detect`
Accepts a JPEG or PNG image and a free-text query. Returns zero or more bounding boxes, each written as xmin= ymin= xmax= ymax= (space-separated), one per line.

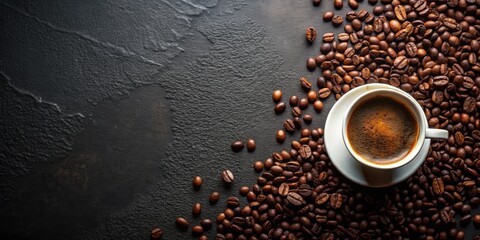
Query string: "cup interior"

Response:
xmin=342 ymin=88 xmax=426 ymax=170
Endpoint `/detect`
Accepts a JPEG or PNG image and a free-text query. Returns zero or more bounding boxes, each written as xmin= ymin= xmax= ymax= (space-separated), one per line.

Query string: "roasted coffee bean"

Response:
xmin=292 ymin=107 xmax=302 ymax=117
xmin=303 ymin=114 xmax=313 ymax=124
xmin=394 ymin=5 xmax=406 ymax=21
xmin=274 ymin=102 xmax=286 ymax=114
xmin=348 ymin=0 xmax=358 ymax=9
xmin=231 ymin=141 xmax=244 ymax=152
xmin=222 ymin=170 xmax=234 ymax=184
xmin=151 ymin=227 xmax=163 ymax=239
xmin=276 ymin=130 xmax=286 ymax=143
xmin=298 ymin=145 xmax=312 ymax=159
xmin=330 ymin=193 xmax=344 ymax=209
xmin=284 ymin=119 xmax=296 ymax=133
xmin=246 ymin=139 xmax=256 ymax=152
xmin=192 ymin=203 xmax=202 ymax=217
xmin=289 ymin=95 xmax=299 ymax=106
xmin=300 ymin=77 xmax=312 ymax=91
xmin=201 ymin=219 xmax=213 ymax=231
xmin=313 ymin=100 xmax=323 ymax=112
xmin=299 ymin=98 xmax=309 ymax=109
xmin=312 ymin=0 xmax=321 ymax=6
xmin=287 ymin=192 xmax=304 ymax=206
xmin=176 ymin=217 xmax=189 ymax=231
xmin=315 ymin=193 xmax=330 ymax=205
xmin=474 ymin=215 xmax=480 ymax=227
xmin=209 ymin=192 xmax=220 ymax=204
xmin=253 ymin=161 xmax=264 ymax=172
xmin=433 ymin=178 xmax=445 ymax=195
xmin=332 ymin=15 xmax=344 ymax=26
xmin=227 ymin=197 xmax=239 ymax=208
xmin=323 ymin=11 xmax=334 ymax=22
xmin=193 ymin=176 xmax=203 ymax=188
xmin=307 ymin=58 xmax=317 ymax=71
xmin=191 ymin=225 xmax=203 ymax=235
xmin=307 ymin=90 xmax=317 ymax=102
xmin=334 ymin=0 xmax=343 ymax=9
xmin=272 ymin=90 xmax=282 ymax=102
xmin=306 ymin=27 xmax=317 ymax=43
xmin=464 ymin=97 xmax=476 ymax=113
xmin=318 ymin=88 xmax=331 ymax=99
xmin=323 ymin=33 xmax=335 ymax=43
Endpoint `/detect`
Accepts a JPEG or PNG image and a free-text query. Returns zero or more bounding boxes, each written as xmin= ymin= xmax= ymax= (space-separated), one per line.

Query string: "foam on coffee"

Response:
xmin=347 ymin=95 xmax=419 ymax=164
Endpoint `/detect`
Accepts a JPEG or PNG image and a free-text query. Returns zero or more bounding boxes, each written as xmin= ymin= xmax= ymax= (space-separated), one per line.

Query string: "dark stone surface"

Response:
xmin=0 ymin=0 xmax=478 ymax=239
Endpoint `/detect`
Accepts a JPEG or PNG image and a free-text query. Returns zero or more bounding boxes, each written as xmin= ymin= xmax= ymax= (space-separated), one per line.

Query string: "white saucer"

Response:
xmin=324 ymin=83 xmax=430 ymax=188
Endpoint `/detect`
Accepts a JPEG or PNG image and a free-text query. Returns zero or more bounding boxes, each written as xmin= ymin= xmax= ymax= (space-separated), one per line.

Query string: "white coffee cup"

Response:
xmin=342 ymin=88 xmax=449 ymax=170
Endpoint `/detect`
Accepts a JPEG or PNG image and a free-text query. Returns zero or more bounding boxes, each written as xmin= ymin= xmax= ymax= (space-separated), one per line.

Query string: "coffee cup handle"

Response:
xmin=425 ymin=128 xmax=449 ymax=139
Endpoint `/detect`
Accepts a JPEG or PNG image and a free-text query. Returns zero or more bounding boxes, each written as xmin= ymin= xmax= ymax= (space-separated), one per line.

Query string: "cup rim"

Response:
xmin=342 ymin=88 xmax=426 ymax=170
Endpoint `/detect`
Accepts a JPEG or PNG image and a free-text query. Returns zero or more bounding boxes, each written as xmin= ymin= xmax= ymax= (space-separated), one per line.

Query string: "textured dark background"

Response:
xmin=0 ymin=0 xmax=478 ymax=239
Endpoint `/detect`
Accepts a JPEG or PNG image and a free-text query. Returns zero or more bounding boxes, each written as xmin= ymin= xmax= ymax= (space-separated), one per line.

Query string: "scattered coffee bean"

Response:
xmin=303 ymin=114 xmax=313 ymax=124
xmin=313 ymin=100 xmax=323 ymax=112
xmin=192 ymin=176 xmax=203 ymax=189
xmin=332 ymin=15 xmax=343 ymax=26
xmin=300 ymin=77 xmax=312 ymax=91
xmin=474 ymin=215 xmax=480 ymax=227
xmin=276 ymin=129 xmax=286 ymax=143
xmin=208 ymin=192 xmax=220 ymax=205
xmin=151 ymin=227 xmax=163 ymax=239
xmin=274 ymin=102 xmax=286 ymax=114
xmin=292 ymin=106 xmax=302 ymax=117
xmin=334 ymin=0 xmax=343 ymax=9
xmin=306 ymin=57 xmax=317 ymax=71
xmin=246 ymin=139 xmax=256 ymax=152
xmin=175 ymin=217 xmax=189 ymax=231
xmin=239 ymin=186 xmax=249 ymax=195
xmin=221 ymin=170 xmax=234 ymax=184
xmin=312 ymin=0 xmax=321 ymax=6
xmin=191 ymin=225 xmax=203 ymax=236
xmin=192 ymin=203 xmax=202 ymax=217
xmin=253 ymin=161 xmax=264 ymax=172
xmin=272 ymin=90 xmax=282 ymax=102
xmin=200 ymin=218 xmax=212 ymax=231
xmin=289 ymin=95 xmax=299 ymax=106
xmin=307 ymin=90 xmax=317 ymax=102
xmin=306 ymin=27 xmax=317 ymax=43
xmin=284 ymin=119 xmax=295 ymax=133
xmin=231 ymin=141 xmax=244 ymax=152
xmin=323 ymin=11 xmax=334 ymax=22
xmin=299 ymin=98 xmax=309 ymax=109
xmin=348 ymin=0 xmax=358 ymax=9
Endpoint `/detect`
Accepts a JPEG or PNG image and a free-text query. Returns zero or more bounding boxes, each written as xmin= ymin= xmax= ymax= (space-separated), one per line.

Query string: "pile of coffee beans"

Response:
xmin=212 ymin=0 xmax=480 ymax=239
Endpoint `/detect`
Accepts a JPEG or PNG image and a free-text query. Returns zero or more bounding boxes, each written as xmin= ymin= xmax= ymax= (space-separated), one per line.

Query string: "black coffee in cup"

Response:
xmin=347 ymin=95 xmax=419 ymax=165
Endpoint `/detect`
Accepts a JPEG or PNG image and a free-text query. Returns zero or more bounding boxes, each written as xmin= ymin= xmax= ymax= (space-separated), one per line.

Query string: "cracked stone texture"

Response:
xmin=0 ymin=0 xmax=478 ymax=239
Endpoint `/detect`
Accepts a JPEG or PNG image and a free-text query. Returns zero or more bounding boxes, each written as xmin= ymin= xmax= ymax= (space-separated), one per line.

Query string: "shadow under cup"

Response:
xmin=342 ymin=89 xmax=427 ymax=170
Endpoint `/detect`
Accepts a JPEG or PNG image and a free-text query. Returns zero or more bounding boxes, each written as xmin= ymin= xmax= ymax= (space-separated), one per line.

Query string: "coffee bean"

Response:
xmin=323 ymin=11 xmax=334 ymax=22
xmin=231 ymin=141 xmax=244 ymax=152
xmin=201 ymin=219 xmax=212 ymax=231
xmin=334 ymin=0 xmax=343 ymax=9
xmin=330 ymin=193 xmax=344 ymax=209
xmin=193 ymin=203 xmax=202 ymax=217
xmin=272 ymin=90 xmax=282 ymax=102
xmin=191 ymin=225 xmax=203 ymax=235
xmin=227 ymin=196 xmax=239 ymax=208
xmin=221 ymin=170 xmax=234 ymax=184
xmin=209 ymin=192 xmax=220 ymax=204
xmin=292 ymin=107 xmax=302 ymax=117
xmin=318 ymin=88 xmax=331 ymax=99
xmin=348 ymin=0 xmax=358 ymax=9
xmin=151 ymin=227 xmax=163 ymax=239
xmin=298 ymin=145 xmax=312 ymax=159
xmin=394 ymin=5 xmax=406 ymax=21
xmin=176 ymin=217 xmax=189 ymax=231
xmin=287 ymin=192 xmax=304 ymax=206
xmin=253 ymin=161 xmax=264 ymax=172
xmin=332 ymin=15 xmax=344 ymax=26
xmin=299 ymin=98 xmax=309 ymax=109
xmin=473 ymin=215 xmax=480 ymax=227
xmin=433 ymin=178 xmax=445 ymax=195
xmin=274 ymin=102 xmax=286 ymax=114
xmin=307 ymin=90 xmax=317 ymax=102
xmin=300 ymin=77 xmax=312 ymax=91
xmin=289 ymin=95 xmax=299 ymax=106
xmin=307 ymin=57 xmax=317 ymax=71
xmin=306 ymin=27 xmax=317 ymax=43
xmin=463 ymin=97 xmax=476 ymax=113
xmin=245 ymin=139 xmax=256 ymax=152
xmin=303 ymin=114 xmax=313 ymax=124
xmin=312 ymin=0 xmax=321 ymax=6
xmin=284 ymin=119 xmax=295 ymax=133
xmin=193 ymin=176 xmax=203 ymax=188
xmin=323 ymin=33 xmax=335 ymax=43
xmin=313 ymin=100 xmax=323 ymax=112
xmin=315 ymin=193 xmax=330 ymax=205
